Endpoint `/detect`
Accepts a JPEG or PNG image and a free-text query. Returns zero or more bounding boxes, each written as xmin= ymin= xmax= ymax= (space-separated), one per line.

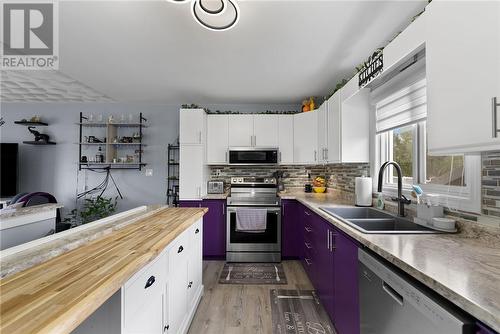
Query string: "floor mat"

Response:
xmin=271 ymin=289 xmax=336 ymax=334
xmin=218 ymin=263 xmax=287 ymax=284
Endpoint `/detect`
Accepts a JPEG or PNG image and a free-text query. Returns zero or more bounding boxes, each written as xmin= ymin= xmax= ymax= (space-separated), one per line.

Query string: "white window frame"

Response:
xmin=375 ymin=121 xmax=481 ymax=214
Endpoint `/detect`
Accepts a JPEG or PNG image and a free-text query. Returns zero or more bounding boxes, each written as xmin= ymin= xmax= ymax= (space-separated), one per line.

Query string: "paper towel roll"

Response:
xmin=355 ymin=177 xmax=373 ymax=207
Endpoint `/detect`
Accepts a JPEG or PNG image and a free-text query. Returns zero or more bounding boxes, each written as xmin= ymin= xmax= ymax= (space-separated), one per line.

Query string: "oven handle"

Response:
xmin=226 ymin=206 xmax=281 ymax=213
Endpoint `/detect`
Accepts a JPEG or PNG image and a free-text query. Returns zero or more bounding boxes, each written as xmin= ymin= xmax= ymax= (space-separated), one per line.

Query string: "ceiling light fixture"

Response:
xmin=192 ymin=0 xmax=239 ymax=31
xmin=167 ymin=0 xmax=239 ymax=32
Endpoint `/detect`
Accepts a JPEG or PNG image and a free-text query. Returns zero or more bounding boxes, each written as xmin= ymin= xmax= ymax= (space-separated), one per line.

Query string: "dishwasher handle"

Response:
xmin=382 ymin=281 xmax=404 ymax=306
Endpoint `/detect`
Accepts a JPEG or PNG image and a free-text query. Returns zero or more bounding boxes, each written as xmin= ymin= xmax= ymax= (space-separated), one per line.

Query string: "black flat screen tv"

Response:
xmin=1 ymin=143 xmax=19 ymax=197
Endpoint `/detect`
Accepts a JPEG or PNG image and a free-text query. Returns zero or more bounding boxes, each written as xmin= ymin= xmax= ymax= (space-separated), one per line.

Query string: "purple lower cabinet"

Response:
xmin=315 ymin=217 xmax=335 ymax=321
xmin=202 ymin=199 xmax=226 ymax=259
xmin=178 ymin=200 xmax=202 ymax=208
xmin=332 ymin=228 xmax=360 ymax=334
xmin=282 ymin=200 xmax=301 ymax=259
xmin=476 ymin=322 xmax=498 ymax=334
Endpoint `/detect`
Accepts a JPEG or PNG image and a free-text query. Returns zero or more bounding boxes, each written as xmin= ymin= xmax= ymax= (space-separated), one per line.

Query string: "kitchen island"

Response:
xmin=0 ymin=206 xmax=207 ymax=334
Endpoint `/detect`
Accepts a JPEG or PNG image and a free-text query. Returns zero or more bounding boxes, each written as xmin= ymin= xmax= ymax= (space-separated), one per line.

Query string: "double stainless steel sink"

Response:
xmin=320 ymin=207 xmax=439 ymax=234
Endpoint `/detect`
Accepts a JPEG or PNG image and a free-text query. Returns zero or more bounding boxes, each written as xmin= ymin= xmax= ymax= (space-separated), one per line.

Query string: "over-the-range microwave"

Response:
xmin=228 ymin=147 xmax=278 ymax=166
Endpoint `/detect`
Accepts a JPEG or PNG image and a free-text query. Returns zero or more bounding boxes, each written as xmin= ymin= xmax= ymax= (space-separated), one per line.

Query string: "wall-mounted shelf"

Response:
xmin=79 ymin=162 xmax=147 ymax=170
xmin=78 ymin=112 xmax=147 ymax=170
xmin=23 ymin=141 xmax=56 ymax=145
xmin=76 ymin=123 xmax=148 ymax=128
xmin=15 ymin=120 xmax=49 ymax=126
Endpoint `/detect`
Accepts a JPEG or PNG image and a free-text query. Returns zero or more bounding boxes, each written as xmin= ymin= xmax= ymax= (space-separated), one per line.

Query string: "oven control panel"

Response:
xmin=230 ymin=177 xmax=276 ymax=185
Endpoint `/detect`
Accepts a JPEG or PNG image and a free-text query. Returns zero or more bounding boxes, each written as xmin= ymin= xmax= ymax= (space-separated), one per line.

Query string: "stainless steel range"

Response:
xmin=226 ymin=177 xmax=281 ymax=263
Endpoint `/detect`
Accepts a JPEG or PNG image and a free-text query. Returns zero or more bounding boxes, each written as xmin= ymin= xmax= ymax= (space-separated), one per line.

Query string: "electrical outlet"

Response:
xmin=145 ymin=169 xmax=153 ymax=176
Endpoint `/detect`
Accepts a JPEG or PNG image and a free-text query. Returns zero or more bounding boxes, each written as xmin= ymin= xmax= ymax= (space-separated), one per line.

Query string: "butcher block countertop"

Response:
xmin=0 ymin=207 xmax=207 ymax=334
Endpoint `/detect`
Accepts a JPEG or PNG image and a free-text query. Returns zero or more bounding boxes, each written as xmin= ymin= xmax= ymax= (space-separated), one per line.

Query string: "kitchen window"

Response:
xmin=373 ymin=62 xmax=481 ymax=213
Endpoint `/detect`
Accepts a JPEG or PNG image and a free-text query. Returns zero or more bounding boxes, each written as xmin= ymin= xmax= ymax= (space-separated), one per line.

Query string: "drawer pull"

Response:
xmin=178 ymin=245 xmax=184 ymax=253
xmin=304 ymin=210 xmax=311 ymax=216
xmin=195 ymin=228 xmax=200 ymax=234
xmin=304 ymin=242 xmax=312 ymax=249
xmin=144 ymin=275 xmax=156 ymax=289
xmin=188 ymin=281 xmax=193 ymax=288
xmin=304 ymin=227 xmax=312 ymax=233
xmin=304 ymin=258 xmax=312 ymax=266
xmin=164 ymin=325 xmax=169 ymax=332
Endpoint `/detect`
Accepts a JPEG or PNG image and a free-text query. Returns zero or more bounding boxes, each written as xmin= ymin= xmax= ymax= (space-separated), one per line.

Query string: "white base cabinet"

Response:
xmin=71 ymin=219 xmax=204 ymax=334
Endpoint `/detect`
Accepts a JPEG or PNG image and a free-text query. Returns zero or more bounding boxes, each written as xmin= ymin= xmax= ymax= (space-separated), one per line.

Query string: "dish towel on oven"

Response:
xmin=236 ymin=208 xmax=267 ymax=233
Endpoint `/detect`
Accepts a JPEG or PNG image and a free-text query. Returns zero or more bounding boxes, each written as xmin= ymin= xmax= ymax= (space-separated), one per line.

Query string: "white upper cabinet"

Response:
xmin=228 ymin=115 xmax=254 ymax=147
xmin=383 ymin=11 xmax=426 ymax=72
xmin=253 ymin=115 xmax=279 ymax=147
xmin=317 ymin=103 xmax=328 ymax=164
xmin=326 ymin=89 xmax=370 ymax=163
xmin=179 ymin=109 xmax=206 ymax=145
xmin=426 ymin=1 xmax=500 ymax=154
xmin=327 ymin=93 xmax=342 ymax=163
xmin=206 ymin=115 xmax=229 ymax=165
xmin=278 ymin=115 xmax=294 ymax=164
xmin=293 ymin=111 xmax=318 ymax=164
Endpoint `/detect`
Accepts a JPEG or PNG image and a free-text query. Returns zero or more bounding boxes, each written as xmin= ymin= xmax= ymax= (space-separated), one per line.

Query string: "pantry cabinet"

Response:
xmin=179 ymin=109 xmax=206 ymax=145
xmin=179 ymin=145 xmax=207 ymax=200
xmin=278 ymin=115 xmax=294 ymax=164
xmin=426 ymin=0 xmax=500 ymax=154
xmin=293 ymin=111 xmax=318 ymax=164
xmin=206 ymin=115 xmax=229 ymax=164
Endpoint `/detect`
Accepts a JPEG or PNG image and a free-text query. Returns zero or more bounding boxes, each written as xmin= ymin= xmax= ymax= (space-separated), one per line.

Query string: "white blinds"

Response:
xmin=374 ymin=78 xmax=427 ymax=133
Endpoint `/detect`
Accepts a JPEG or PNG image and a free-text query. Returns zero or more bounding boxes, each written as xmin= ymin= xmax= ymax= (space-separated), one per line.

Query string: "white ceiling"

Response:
xmin=4 ymin=0 xmax=428 ymax=105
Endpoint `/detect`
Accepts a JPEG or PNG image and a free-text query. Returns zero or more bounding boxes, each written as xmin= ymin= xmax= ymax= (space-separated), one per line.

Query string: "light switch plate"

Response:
xmin=145 ymin=169 xmax=153 ymax=176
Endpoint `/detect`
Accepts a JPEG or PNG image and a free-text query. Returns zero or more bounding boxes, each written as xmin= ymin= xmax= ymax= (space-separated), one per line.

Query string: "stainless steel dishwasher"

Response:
xmin=358 ymin=249 xmax=474 ymax=334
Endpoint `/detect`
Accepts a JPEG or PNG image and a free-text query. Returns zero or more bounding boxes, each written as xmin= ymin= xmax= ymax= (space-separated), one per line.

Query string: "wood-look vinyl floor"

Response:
xmin=188 ymin=260 xmax=313 ymax=334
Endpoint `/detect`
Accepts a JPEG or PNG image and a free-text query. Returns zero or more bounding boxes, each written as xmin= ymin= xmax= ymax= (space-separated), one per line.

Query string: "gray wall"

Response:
xmin=0 ymin=102 xmax=299 ymax=216
xmin=0 ymin=103 xmax=179 ymax=215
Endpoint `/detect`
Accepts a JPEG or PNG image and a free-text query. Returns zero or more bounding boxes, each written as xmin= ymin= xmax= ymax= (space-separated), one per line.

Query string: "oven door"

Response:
xmin=228 ymin=148 xmax=278 ymax=165
xmin=226 ymin=206 xmax=281 ymax=252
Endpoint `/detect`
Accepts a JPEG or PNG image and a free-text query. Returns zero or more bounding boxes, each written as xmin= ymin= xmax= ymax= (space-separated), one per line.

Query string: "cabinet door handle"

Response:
xmin=305 ymin=226 xmax=312 ymax=232
xmin=314 ymin=150 xmax=317 ymax=161
xmin=279 ymin=151 xmax=282 ymax=163
xmin=144 ymin=275 xmax=156 ymax=289
xmin=177 ymin=245 xmax=184 ymax=253
xmin=225 ymin=151 xmax=228 ymax=162
xmin=493 ymin=97 xmax=499 ymax=138
xmin=164 ymin=325 xmax=169 ymax=332
xmin=198 ymin=131 xmax=202 ymax=143
xmin=327 ymin=230 xmax=330 ymax=250
xmin=331 ymin=231 xmax=337 ymax=251
xmin=195 ymin=228 xmax=200 ymax=234
xmin=188 ymin=281 xmax=193 ymax=289
xmin=325 ymin=148 xmax=328 ymax=161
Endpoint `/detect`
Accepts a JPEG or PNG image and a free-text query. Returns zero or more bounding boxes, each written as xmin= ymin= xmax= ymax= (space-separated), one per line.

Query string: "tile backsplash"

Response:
xmin=482 ymin=151 xmax=500 ymax=217
xmin=209 ymin=164 xmax=370 ymax=193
